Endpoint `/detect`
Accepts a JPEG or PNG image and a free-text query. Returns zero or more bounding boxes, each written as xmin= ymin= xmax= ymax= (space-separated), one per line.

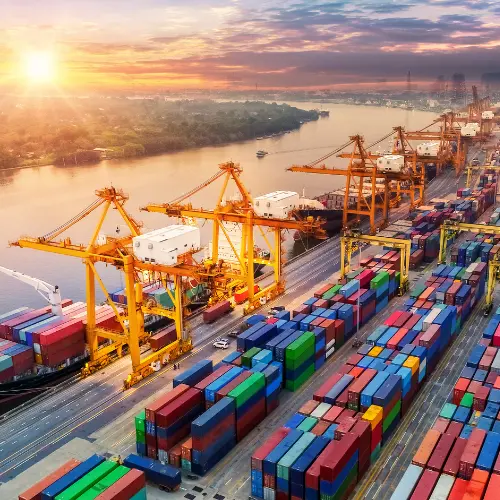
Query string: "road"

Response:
xmin=0 ymin=166 xmax=473 ymax=495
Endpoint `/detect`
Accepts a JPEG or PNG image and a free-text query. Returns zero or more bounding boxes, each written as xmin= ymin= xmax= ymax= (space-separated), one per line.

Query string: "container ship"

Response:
xmin=293 ymin=162 xmax=438 ymax=240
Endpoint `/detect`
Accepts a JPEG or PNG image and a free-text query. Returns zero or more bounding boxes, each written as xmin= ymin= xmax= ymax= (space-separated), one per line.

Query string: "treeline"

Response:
xmin=0 ymin=99 xmax=318 ymax=169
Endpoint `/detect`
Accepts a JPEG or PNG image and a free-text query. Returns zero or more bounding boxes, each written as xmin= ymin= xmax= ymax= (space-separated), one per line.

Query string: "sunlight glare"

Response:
xmin=23 ymin=51 xmax=55 ymax=83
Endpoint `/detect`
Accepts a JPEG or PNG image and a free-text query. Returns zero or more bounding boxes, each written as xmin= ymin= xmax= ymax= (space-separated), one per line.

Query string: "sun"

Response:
xmin=23 ymin=51 xmax=55 ymax=83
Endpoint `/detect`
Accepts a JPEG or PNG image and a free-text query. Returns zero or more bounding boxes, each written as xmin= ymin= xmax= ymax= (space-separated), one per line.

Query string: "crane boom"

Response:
xmin=0 ymin=266 xmax=63 ymax=316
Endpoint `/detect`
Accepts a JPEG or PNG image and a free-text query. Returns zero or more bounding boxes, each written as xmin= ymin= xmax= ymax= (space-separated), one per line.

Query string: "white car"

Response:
xmin=213 ymin=339 xmax=229 ymax=349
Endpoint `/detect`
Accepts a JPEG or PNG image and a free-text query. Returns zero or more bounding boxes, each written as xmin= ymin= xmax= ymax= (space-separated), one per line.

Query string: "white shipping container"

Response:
xmin=417 ymin=142 xmax=440 ymax=157
xmin=326 ymin=346 xmax=335 ymax=358
xmin=376 ymin=154 xmax=405 ymax=173
xmin=389 ymin=464 xmax=424 ymax=500
xmin=482 ymin=110 xmax=494 ymax=120
xmin=253 ymin=191 xmax=300 ymax=219
xmin=133 ymin=226 xmax=200 ymax=266
xmin=423 ymin=308 xmax=441 ymax=331
xmin=429 ymin=473 xmax=455 ymax=500
xmin=264 ymin=486 xmax=275 ymax=500
xmin=492 ymin=350 xmax=500 ymax=372
xmin=466 ymin=263 xmax=477 ymax=273
xmin=326 ymin=339 xmax=335 ymax=350
xmin=456 ymin=111 xmax=469 ymax=118
xmin=467 ymin=122 xmax=480 ymax=132
xmin=208 ymin=222 xmax=243 ymax=264
xmin=461 ymin=127 xmax=476 ymax=137
xmin=311 ymin=402 xmax=332 ymax=418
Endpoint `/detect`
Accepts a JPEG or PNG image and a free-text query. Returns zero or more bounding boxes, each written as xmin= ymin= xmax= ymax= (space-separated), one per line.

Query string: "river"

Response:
xmin=0 ymin=103 xmax=438 ymax=311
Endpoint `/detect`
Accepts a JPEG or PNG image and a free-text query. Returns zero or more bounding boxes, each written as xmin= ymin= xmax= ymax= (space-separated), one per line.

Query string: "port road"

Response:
xmin=0 ymin=166 xmax=475 ymax=493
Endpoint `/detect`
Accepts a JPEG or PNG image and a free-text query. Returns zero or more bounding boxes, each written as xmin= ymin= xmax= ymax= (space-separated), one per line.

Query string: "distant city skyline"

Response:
xmin=1 ymin=0 xmax=500 ymax=92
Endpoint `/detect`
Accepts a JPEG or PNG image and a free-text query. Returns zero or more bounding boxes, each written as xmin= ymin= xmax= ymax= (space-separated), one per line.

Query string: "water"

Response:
xmin=0 ymin=103 xmax=437 ymax=311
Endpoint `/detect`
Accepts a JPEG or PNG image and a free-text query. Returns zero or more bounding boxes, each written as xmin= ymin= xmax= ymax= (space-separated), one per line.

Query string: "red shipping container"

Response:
xmin=321 ymin=405 xmax=344 ymax=423
xmin=484 ymin=473 xmax=500 ymax=500
xmin=312 ymin=298 xmax=329 ymax=311
xmin=156 ymin=388 xmax=203 ymax=428
xmin=384 ymin=311 xmax=404 ymax=327
xmin=411 ymin=332 xmax=425 ymax=347
xmin=194 ymin=365 xmax=232 ymax=391
xmin=145 ymin=384 xmax=190 ymax=422
xmin=432 ymin=417 xmax=450 ymax=434
xmin=335 ymin=417 xmax=357 ymax=440
xmin=304 ymin=444 xmax=332 ymax=492
xmin=331 ymin=294 xmax=345 ymax=304
xmin=427 ymin=433 xmax=456 ymax=472
xmin=311 ymin=420 xmax=330 ymax=436
xmin=387 ymin=328 xmax=409 ymax=350
xmin=446 ymin=421 xmax=463 ymax=440
xmin=462 ymin=469 xmax=488 ymax=499
xmin=320 ymin=432 xmax=359 ymax=482
xmin=150 ymin=326 xmax=177 ymax=352
xmin=11 ymin=349 xmax=34 ymax=376
xmin=215 ymin=372 xmax=251 ymax=402
xmin=459 ymin=429 xmax=486 ymax=480
xmin=348 ymin=366 xmax=364 ymax=379
xmin=335 ymin=388 xmax=349 ymax=408
xmin=346 ymin=353 xmax=363 ymax=366
xmin=467 ymin=380 xmax=482 ymax=395
xmin=453 ymin=378 xmax=470 ymax=405
xmin=347 ymin=369 xmax=377 ymax=407
xmin=393 ymin=312 xmax=411 ymax=328
xmin=447 ymin=477 xmax=469 ymax=500
xmin=41 ymin=343 xmax=85 ymax=367
xmin=18 ymin=459 xmax=81 ymax=500
xmin=473 ymin=386 xmax=490 ymax=412
xmin=409 ymin=468 xmax=439 ymax=500
xmin=94 ymin=469 xmax=146 ymax=500
xmin=402 ymin=314 xmax=421 ymax=331
xmin=39 ymin=319 xmax=85 ymax=346
xmin=314 ymin=373 xmax=343 ymax=402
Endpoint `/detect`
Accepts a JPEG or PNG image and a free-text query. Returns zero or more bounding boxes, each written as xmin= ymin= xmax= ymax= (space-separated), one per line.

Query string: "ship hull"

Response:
xmin=294 ymin=208 xmax=345 ymax=240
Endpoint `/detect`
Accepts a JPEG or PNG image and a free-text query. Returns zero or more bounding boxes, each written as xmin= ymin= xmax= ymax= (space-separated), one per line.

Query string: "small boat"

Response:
xmin=256 ymin=137 xmax=264 ymax=140
xmin=256 ymin=150 xmax=268 ymax=158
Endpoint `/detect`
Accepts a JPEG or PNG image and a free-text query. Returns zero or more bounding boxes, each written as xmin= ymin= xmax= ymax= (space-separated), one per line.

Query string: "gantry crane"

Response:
xmin=142 ymin=161 xmax=326 ymax=313
xmin=438 ymin=220 xmax=500 ymax=264
xmin=11 ymin=187 xmax=200 ymax=388
xmin=288 ymin=135 xmax=416 ymax=235
xmin=466 ymin=165 xmax=500 ymax=190
xmin=485 ymin=254 xmax=500 ymax=315
xmin=339 ymin=230 xmax=411 ymax=295
xmin=0 ymin=266 xmax=64 ymax=316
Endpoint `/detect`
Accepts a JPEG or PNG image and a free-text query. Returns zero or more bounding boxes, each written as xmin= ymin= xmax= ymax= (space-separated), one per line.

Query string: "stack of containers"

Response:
xmin=249 ymin=253 xmax=488 ymax=500
xmin=135 ymin=410 xmax=147 ymax=456
xmin=20 ymin=454 xmax=153 ymax=499
xmin=190 ymin=397 xmax=236 ymax=476
xmin=124 ymin=454 xmax=181 ymax=491
xmin=285 ymin=331 xmax=315 ymax=391
xmin=0 ymin=340 xmax=33 ymax=381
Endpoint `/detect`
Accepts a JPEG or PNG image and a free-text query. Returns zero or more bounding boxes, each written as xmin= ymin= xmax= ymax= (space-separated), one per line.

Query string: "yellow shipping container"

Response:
xmin=403 ymin=355 xmax=420 ymax=375
xmin=362 ymin=405 xmax=383 ymax=429
xmin=368 ymin=346 xmax=383 ymax=357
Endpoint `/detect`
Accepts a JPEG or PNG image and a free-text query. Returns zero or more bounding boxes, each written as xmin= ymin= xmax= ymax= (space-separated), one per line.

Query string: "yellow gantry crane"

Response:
xmin=466 ymin=165 xmax=500 ymax=189
xmin=485 ymin=255 xmax=500 ymax=315
xmin=289 ymin=135 xmax=416 ymax=235
xmin=143 ymin=161 xmax=326 ymax=313
xmin=11 ymin=187 xmax=199 ymax=388
xmin=438 ymin=220 xmax=500 ymax=264
xmin=340 ymin=230 xmax=411 ymax=295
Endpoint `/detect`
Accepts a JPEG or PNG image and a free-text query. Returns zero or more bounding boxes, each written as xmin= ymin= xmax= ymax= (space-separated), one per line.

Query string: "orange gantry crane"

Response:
xmin=143 ymin=161 xmax=326 ymax=313
xmin=288 ymin=135 xmax=417 ymax=235
xmin=11 ymin=187 xmax=200 ymax=387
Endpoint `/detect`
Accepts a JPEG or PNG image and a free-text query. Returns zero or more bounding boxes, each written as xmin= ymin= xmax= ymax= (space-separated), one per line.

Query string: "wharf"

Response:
xmin=0 ymin=163 xmax=485 ymax=499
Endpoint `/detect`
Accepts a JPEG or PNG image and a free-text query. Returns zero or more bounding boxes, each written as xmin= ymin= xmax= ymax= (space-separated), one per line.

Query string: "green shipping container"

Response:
xmin=77 ymin=465 xmax=130 ymax=500
xmin=410 ymin=284 xmax=426 ymax=298
xmin=347 ymin=268 xmax=362 ymax=281
xmin=370 ymin=272 xmax=389 ymax=289
xmin=228 ymin=372 xmax=265 ymax=406
xmin=460 ymin=393 xmax=473 ymax=408
xmin=395 ymin=271 xmax=401 ymax=287
xmin=135 ymin=410 xmax=146 ymax=444
xmin=322 ymin=284 xmax=342 ymax=300
xmin=286 ymin=332 xmax=315 ymax=362
xmin=297 ymin=416 xmax=318 ymax=432
xmin=182 ymin=458 xmax=192 ymax=472
xmin=285 ymin=364 xmax=314 ymax=391
xmin=277 ymin=432 xmax=316 ymax=480
xmin=439 ymin=403 xmax=457 ymax=420
xmin=382 ymin=400 xmax=401 ymax=433
xmin=241 ymin=347 xmax=262 ymax=368
xmin=55 ymin=461 xmax=119 ymax=500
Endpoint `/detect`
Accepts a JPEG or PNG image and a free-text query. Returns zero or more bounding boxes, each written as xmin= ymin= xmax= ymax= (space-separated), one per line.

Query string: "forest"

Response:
xmin=0 ymin=98 xmax=319 ymax=169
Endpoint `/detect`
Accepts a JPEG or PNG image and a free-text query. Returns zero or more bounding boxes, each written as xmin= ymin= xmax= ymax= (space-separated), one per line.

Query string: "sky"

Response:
xmin=1 ymin=0 xmax=500 ymax=91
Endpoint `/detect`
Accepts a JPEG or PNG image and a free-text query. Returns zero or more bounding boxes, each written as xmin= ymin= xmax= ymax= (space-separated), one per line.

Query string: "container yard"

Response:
xmin=2 ymin=107 xmax=500 ymax=500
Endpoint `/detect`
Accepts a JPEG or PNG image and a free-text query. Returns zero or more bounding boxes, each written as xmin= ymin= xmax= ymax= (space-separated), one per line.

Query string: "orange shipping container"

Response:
xmin=19 ymin=459 xmax=81 ymax=500
xmin=484 ymin=472 xmax=500 ymax=500
xmin=299 ymin=399 xmax=320 ymax=416
xmin=462 ymin=469 xmax=489 ymax=500
xmin=412 ymin=429 xmax=441 ymax=468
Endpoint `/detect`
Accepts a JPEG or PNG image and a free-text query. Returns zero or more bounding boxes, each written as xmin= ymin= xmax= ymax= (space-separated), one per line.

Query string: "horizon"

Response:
xmin=1 ymin=1 xmax=500 ymax=93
